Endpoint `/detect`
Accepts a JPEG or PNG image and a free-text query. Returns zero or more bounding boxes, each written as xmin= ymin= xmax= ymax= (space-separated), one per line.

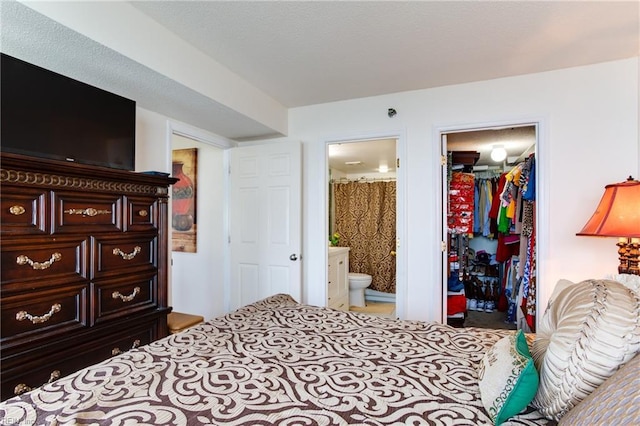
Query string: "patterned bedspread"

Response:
xmin=0 ymin=294 xmax=553 ymax=425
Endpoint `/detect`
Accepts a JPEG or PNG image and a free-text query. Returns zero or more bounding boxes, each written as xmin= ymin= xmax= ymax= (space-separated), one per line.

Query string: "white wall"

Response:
xmin=289 ymin=58 xmax=639 ymax=327
xmin=135 ymin=108 xmax=232 ymax=321
xmin=170 ymin=134 xmax=226 ymax=321
xmin=135 ymin=108 xmax=171 ymax=172
xmin=134 ymin=59 xmax=639 ymax=329
xmin=16 ymin=0 xmax=640 ymax=329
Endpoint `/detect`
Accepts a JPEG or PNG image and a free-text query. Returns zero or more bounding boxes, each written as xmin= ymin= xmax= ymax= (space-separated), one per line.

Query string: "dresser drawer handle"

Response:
xmin=112 ymin=246 xmax=141 ymax=260
xmin=9 ymin=205 xmax=26 ymax=215
xmin=112 ymin=286 xmax=141 ymax=302
xmin=16 ymin=252 xmax=62 ymax=270
xmin=112 ymin=339 xmax=141 ymax=356
xmin=14 ymin=370 xmax=61 ymax=396
xmin=64 ymin=207 xmax=111 ymax=217
xmin=16 ymin=303 xmax=62 ymax=324
xmin=138 ymin=209 xmax=148 ymax=217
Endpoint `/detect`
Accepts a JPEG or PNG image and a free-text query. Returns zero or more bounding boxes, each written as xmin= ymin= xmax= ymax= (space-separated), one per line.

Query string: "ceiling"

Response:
xmin=328 ymin=139 xmax=397 ymax=175
xmin=128 ymin=0 xmax=639 ymax=108
xmin=446 ymin=125 xmax=536 ymax=168
xmin=1 ymin=1 xmax=638 ymax=144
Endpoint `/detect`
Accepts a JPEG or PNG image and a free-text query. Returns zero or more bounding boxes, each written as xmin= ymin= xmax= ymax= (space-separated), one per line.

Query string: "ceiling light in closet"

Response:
xmin=490 ymin=145 xmax=507 ymax=162
xmin=379 ymin=165 xmax=389 ymax=173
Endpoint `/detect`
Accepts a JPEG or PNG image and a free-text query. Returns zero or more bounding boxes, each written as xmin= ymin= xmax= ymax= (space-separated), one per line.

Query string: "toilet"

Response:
xmin=348 ymin=273 xmax=372 ymax=307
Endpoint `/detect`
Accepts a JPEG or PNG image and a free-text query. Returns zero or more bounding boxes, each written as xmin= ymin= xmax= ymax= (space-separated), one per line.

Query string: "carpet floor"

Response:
xmin=464 ymin=310 xmax=516 ymax=330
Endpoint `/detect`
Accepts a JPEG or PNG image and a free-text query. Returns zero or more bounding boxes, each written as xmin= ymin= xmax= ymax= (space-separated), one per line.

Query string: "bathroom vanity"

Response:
xmin=327 ymin=247 xmax=350 ymax=311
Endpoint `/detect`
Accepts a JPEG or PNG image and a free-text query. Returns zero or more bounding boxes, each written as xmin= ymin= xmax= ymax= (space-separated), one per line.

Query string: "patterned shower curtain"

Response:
xmin=333 ymin=181 xmax=396 ymax=294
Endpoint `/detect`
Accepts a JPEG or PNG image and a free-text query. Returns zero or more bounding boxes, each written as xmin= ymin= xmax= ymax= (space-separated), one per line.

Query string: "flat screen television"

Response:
xmin=1 ymin=53 xmax=136 ymax=171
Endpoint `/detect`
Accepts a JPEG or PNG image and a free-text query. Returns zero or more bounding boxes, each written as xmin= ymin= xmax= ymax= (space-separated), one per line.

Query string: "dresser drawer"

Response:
xmin=92 ymin=234 xmax=157 ymax=279
xmin=53 ymin=191 xmax=122 ymax=233
xmin=0 ymin=318 xmax=159 ymax=401
xmin=108 ymin=325 xmax=155 ymax=356
xmin=1 ymin=237 xmax=88 ymax=288
xmin=0 ymin=152 xmax=173 ymax=403
xmin=0 ymin=186 xmax=48 ymax=235
xmin=92 ymin=273 xmax=157 ymax=325
xmin=125 ymin=195 xmax=159 ymax=231
xmin=1 ymin=283 xmax=88 ymax=345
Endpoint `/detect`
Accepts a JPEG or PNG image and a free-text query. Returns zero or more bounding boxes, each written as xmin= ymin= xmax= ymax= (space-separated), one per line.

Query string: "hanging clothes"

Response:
xmin=491 ymin=154 xmax=537 ymax=331
xmin=448 ymin=172 xmax=475 ymax=235
xmin=488 ymin=173 xmax=506 ymax=236
xmin=473 ymin=177 xmax=497 ymax=238
xmin=520 ymin=224 xmax=536 ymax=330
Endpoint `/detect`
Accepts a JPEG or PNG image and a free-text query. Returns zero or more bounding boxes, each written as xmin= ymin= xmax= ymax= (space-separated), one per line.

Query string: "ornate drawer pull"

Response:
xmin=112 ymin=286 xmax=140 ymax=302
xmin=138 ymin=209 xmax=148 ymax=217
xmin=64 ymin=207 xmax=111 ymax=217
xmin=14 ymin=370 xmax=61 ymax=396
xmin=16 ymin=303 xmax=62 ymax=324
xmin=112 ymin=339 xmax=141 ymax=356
xmin=14 ymin=383 xmax=31 ymax=396
xmin=9 ymin=205 xmax=26 ymax=215
xmin=112 ymin=246 xmax=141 ymax=260
xmin=16 ymin=252 xmax=62 ymax=270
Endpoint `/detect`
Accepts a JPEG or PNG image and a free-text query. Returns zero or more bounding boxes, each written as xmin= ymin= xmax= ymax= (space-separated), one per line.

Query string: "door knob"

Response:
xmin=289 ymin=254 xmax=298 ymax=261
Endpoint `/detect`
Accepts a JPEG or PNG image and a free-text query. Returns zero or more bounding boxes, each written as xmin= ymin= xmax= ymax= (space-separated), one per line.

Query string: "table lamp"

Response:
xmin=576 ymin=176 xmax=640 ymax=275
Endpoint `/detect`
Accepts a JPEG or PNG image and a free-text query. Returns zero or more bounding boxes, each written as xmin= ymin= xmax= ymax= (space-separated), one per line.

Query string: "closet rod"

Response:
xmin=473 ymin=170 xmax=502 ymax=178
xmin=512 ymin=143 xmax=536 ymax=165
xmin=330 ymin=177 xmax=396 ymax=183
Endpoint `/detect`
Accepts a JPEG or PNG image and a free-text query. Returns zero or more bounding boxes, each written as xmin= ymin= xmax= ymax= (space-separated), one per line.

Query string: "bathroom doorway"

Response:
xmin=441 ymin=123 xmax=539 ymax=331
xmin=327 ymin=138 xmax=399 ymax=318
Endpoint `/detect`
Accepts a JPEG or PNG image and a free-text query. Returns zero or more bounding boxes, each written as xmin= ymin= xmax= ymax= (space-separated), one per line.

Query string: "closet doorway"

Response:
xmin=441 ymin=124 xmax=538 ymax=331
xmin=327 ymin=138 xmax=399 ymax=319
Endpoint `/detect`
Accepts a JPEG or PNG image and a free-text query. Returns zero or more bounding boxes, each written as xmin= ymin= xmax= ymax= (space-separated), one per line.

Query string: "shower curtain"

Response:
xmin=333 ymin=181 xmax=396 ymax=294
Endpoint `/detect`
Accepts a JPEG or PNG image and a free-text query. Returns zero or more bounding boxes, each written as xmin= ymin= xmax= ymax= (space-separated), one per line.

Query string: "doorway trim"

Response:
xmin=323 ymin=130 xmax=407 ymax=319
xmin=165 ymin=119 xmax=236 ymax=313
xmin=435 ymin=117 xmax=548 ymax=329
xmin=166 ymin=120 xmax=234 ymax=153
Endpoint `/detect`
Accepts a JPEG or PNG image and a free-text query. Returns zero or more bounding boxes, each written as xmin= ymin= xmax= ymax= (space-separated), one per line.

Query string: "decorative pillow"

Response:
xmin=529 ymin=278 xmax=576 ymax=363
xmin=532 ymin=279 xmax=640 ymax=421
xmin=606 ymin=273 xmax=640 ymax=295
xmin=478 ymin=330 xmax=539 ymax=425
xmin=547 ymin=279 xmax=576 ymax=306
xmin=558 ymin=353 xmax=640 ymax=425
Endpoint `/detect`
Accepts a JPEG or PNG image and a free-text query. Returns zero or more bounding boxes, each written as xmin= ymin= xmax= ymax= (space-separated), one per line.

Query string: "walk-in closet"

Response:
xmin=444 ymin=125 xmax=537 ymax=331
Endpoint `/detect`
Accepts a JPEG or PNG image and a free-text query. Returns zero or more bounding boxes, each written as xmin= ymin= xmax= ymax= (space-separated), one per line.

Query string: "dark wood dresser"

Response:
xmin=0 ymin=152 xmax=175 ymax=401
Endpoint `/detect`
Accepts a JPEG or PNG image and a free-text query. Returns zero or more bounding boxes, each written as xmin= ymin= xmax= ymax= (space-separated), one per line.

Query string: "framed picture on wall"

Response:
xmin=171 ymin=148 xmax=197 ymax=252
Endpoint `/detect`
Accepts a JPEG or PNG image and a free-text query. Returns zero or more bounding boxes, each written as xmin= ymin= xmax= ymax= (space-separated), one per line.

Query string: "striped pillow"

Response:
xmin=558 ymin=353 xmax=640 ymax=425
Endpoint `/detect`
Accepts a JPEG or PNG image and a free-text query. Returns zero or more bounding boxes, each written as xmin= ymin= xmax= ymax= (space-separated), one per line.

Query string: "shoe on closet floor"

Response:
xmin=468 ymin=299 xmax=477 ymax=311
xmin=475 ymin=300 xmax=485 ymax=311
xmin=484 ymin=301 xmax=495 ymax=312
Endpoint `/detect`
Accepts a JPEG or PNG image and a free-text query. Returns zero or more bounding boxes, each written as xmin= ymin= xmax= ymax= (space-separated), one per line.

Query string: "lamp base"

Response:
xmin=627 ymin=240 xmax=639 ymax=275
xmin=617 ymin=239 xmax=640 ymax=276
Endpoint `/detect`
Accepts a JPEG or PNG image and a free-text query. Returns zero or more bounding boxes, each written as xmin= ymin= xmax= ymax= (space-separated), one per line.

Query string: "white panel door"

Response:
xmin=229 ymin=141 xmax=301 ymax=311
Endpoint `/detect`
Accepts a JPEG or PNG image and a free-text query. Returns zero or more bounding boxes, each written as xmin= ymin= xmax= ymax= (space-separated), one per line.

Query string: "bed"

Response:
xmin=0 ymin=294 xmax=553 ymax=425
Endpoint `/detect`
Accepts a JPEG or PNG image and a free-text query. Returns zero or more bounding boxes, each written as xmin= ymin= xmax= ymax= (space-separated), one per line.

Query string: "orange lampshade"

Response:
xmin=577 ymin=176 xmax=640 ymax=238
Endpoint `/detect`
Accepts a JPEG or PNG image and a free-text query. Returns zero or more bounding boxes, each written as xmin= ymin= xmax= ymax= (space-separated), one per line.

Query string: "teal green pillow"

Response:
xmin=477 ymin=330 xmax=539 ymax=425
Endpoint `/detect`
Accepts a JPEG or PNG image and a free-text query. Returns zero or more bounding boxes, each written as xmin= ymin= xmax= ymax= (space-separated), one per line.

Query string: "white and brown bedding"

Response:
xmin=0 ymin=294 xmax=553 ymax=425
